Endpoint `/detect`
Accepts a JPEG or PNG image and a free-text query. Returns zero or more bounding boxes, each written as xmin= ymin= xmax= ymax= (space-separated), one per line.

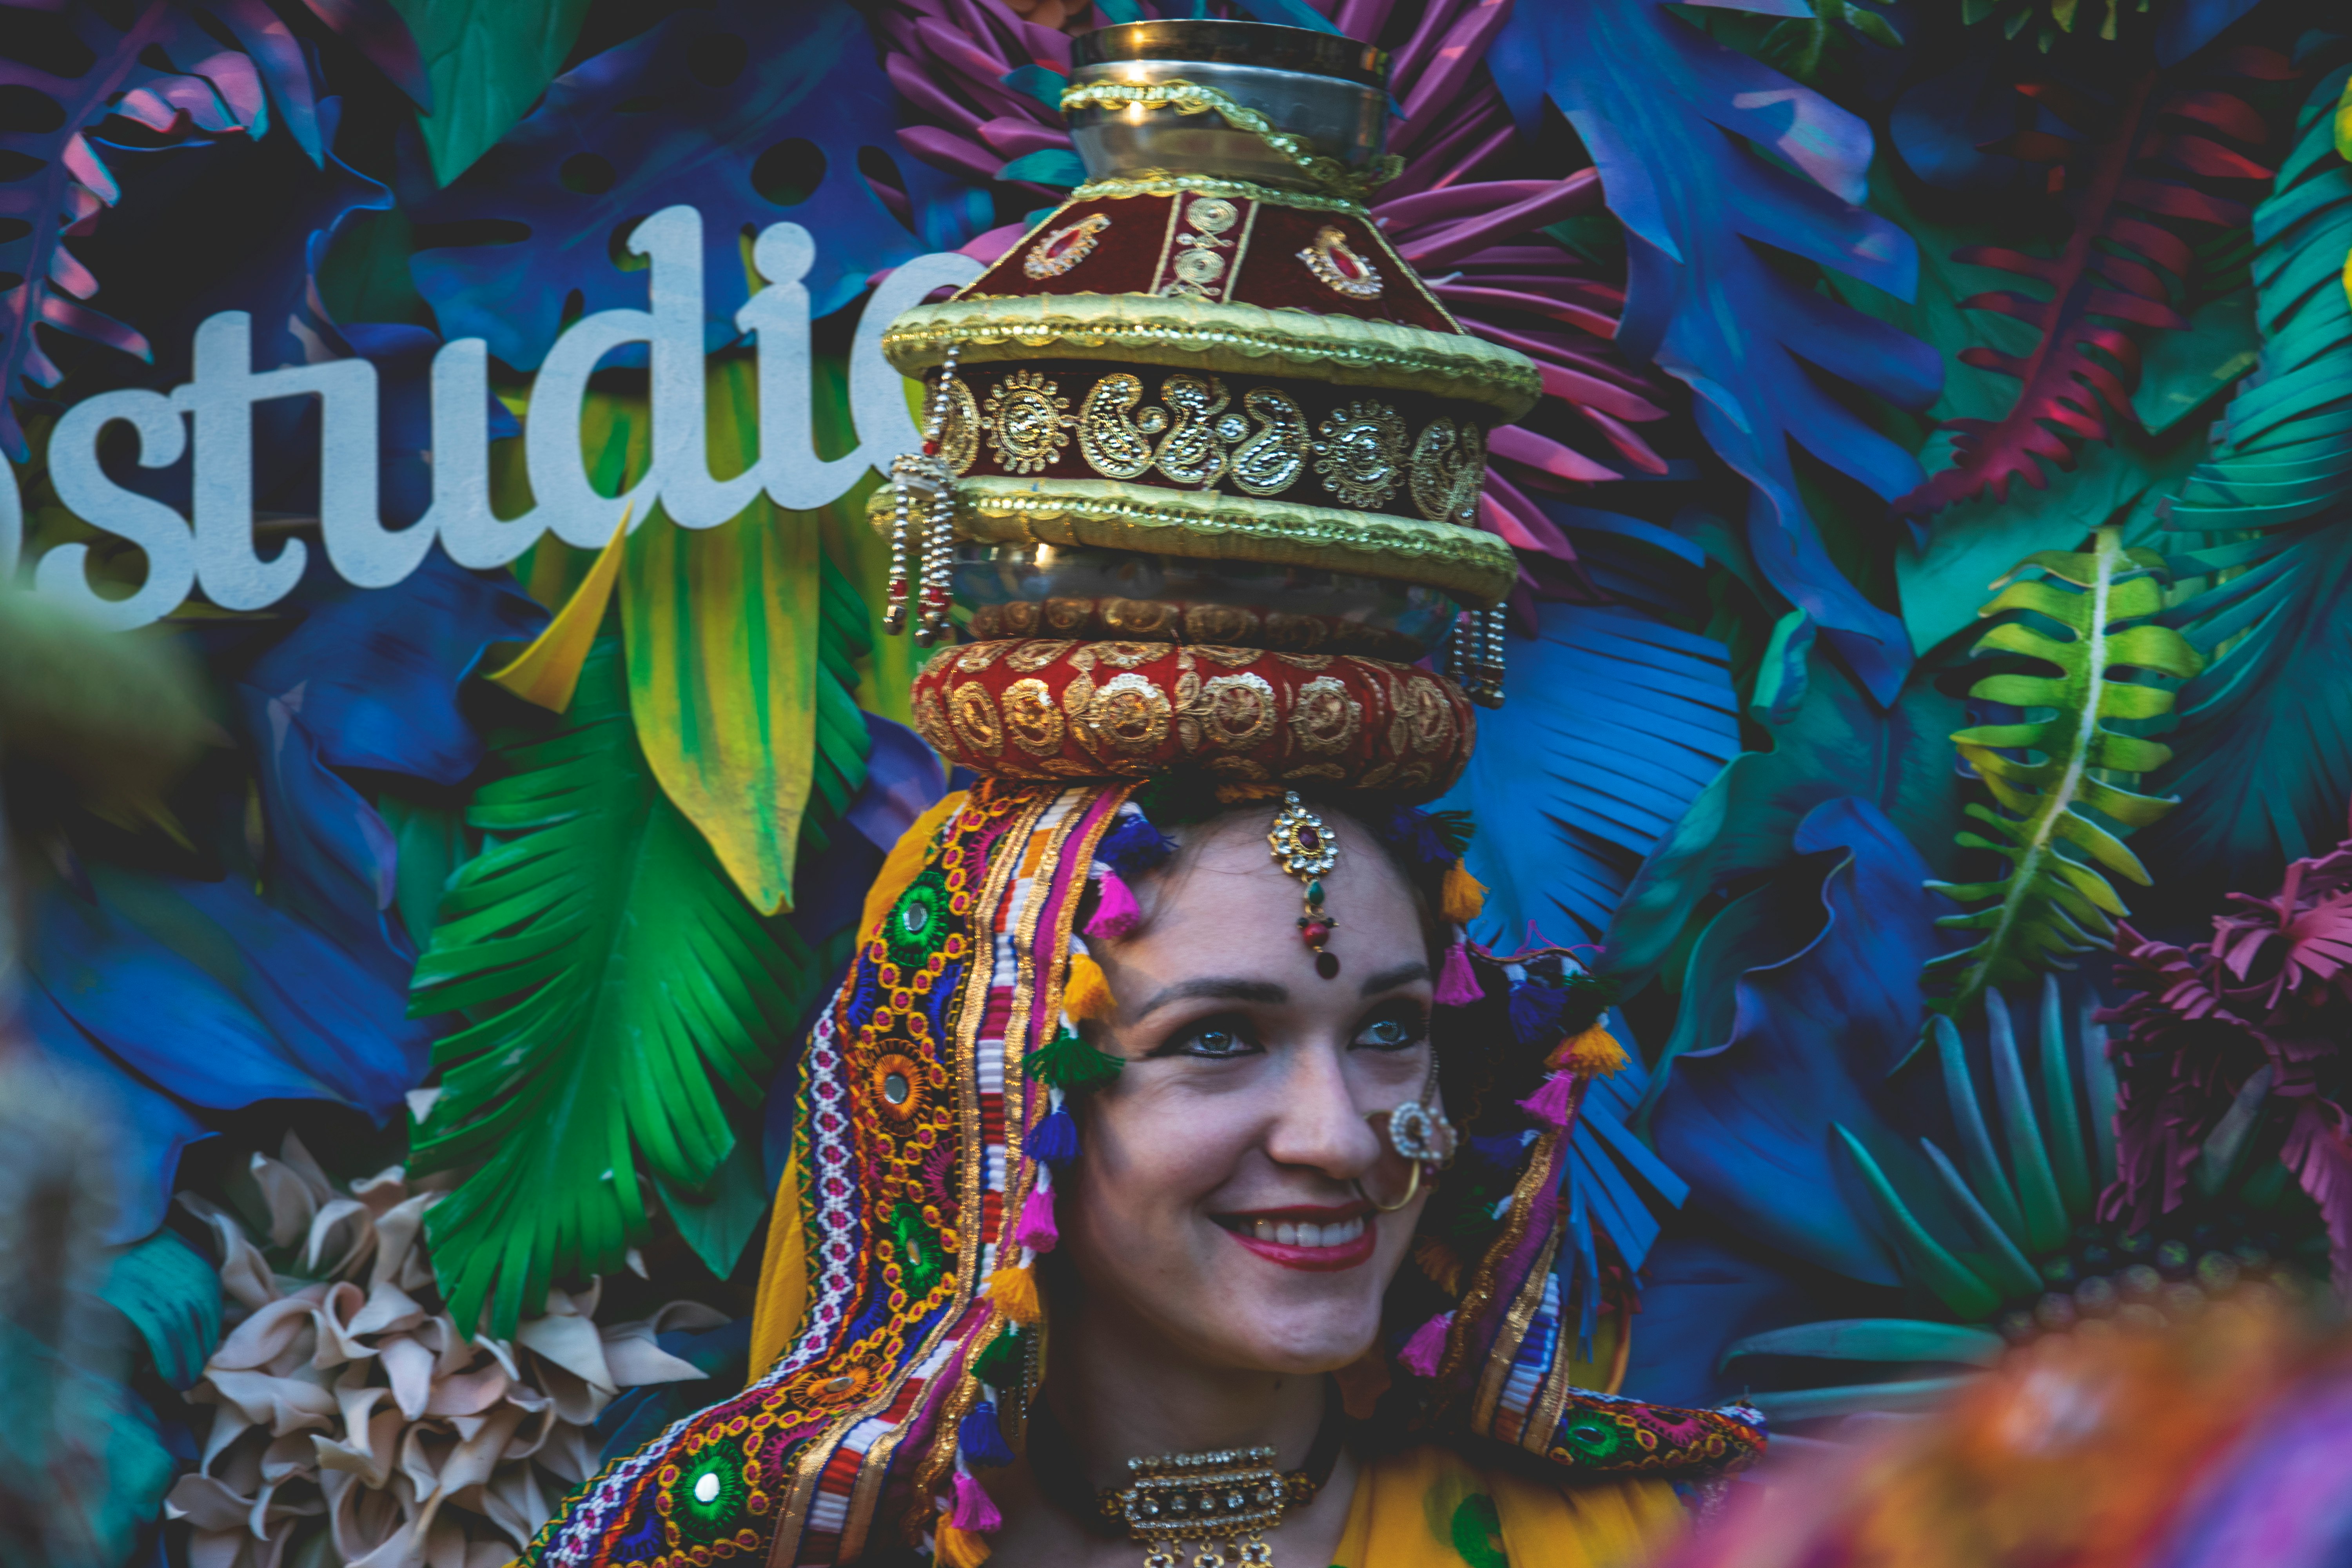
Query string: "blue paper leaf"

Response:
xmin=11 ymin=990 xmax=212 ymax=1246
xmin=1606 ymin=646 xmax=1966 ymax=985
xmin=408 ymin=0 xmax=926 ymax=370
xmin=1489 ymin=0 xmax=1940 ymax=701
xmin=999 ymin=65 xmax=1070 ymax=115
xmin=244 ymin=554 xmax=548 ymax=786
xmin=98 ymin=1229 xmax=224 ymax=1390
xmin=26 ymin=866 xmax=431 ymax=1123
xmin=1646 ymin=796 xmax=1949 ymax=1285
xmin=1437 ymin=603 xmax=1740 ymax=950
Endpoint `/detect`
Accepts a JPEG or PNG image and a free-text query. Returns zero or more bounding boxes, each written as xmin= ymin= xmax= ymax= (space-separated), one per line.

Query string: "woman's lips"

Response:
xmin=1215 ymin=1211 xmax=1376 ymax=1272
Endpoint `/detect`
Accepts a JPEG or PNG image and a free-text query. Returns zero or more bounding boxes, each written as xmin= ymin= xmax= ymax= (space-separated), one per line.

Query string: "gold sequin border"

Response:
xmin=863 ymin=477 xmax=1515 ymax=607
xmin=881 ymin=294 xmax=1539 ymax=422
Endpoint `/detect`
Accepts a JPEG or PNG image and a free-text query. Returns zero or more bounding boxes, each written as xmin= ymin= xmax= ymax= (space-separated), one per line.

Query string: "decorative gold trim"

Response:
xmin=1058 ymin=78 xmax=1402 ymax=205
xmin=1069 ymin=173 xmax=1370 ymax=217
xmin=882 ymin=294 xmax=1541 ymax=422
xmin=865 ymin=475 xmax=1516 ymax=605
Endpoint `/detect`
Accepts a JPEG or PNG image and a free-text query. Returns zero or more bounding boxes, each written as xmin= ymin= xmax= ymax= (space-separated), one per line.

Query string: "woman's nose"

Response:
xmin=1261 ymin=1046 xmax=1384 ymax=1179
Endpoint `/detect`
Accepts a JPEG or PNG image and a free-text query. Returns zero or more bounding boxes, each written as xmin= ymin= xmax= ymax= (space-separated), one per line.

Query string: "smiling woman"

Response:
xmin=519 ymin=20 xmax=1761 ymax=1568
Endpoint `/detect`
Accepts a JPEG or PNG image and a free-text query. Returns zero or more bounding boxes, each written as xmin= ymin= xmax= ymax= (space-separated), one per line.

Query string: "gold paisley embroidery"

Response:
xmin=1409 ymin=417 xmax=1487 ymax=525
xmin=1229 ymin=388 xmax=1310 ymax=496
xmin=1161 ymin=194 xmax=1240 ymax=301
xmin=948 ymin=683 xmax=1004 ymax=755
xmin=1155 ymin=374 xmax=1234 ymax=488
xmin=985 ymin=368 xmax=1074 ymax=474
xmin=1289 ymin=676 xmax=1361 ymax=755
xmin=1077 ymin=373 xmax=1168 ymax=480
xmin=1193 ymin=672 xmax=1278 ymax=751
xmin=1314 ymin=399 xmax=1408 ymax=510
xmin=1083 ymin=672 xmax=1173 ymax=754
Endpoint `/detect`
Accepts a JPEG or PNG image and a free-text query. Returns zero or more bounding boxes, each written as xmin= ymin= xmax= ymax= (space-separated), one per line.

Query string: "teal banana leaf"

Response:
xmin=408 ymin=639 xmax=816 ymax=1335
xmin=2139 ymin=66 xmax=2352 ymax=894
xmin=1925 ymin=526 xmax=2204 ymax=1014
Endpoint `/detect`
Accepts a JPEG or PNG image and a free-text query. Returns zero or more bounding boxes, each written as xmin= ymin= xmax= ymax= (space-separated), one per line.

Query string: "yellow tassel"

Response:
xmin=1441 ymin=860 xmax=1486 ymax=925
xmin=987 ymin=1264 xmax=1042 ymax=1325
xmin=1413 ymin=1234 xmax=1466 ymax=1296
xmin=1213 ymin=780 xmax=1285 ymax=804
xmin=1550 ymin=1024 xmax=1628 ymax=1079
xmin=935 ymin=1523 xmax=992 ymax=1567
xmin=1063 ymin=953 xmax=1115 ymax=1023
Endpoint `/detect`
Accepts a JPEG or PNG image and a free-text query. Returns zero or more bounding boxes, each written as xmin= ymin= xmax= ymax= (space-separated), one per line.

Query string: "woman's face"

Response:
xmin=1058 ymin=807 xmax=1435 ymax=1377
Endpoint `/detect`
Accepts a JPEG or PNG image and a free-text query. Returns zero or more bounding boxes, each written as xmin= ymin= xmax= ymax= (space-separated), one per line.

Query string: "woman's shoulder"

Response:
xmin=1336 ymin=1441 xmax=1684 ymax=1568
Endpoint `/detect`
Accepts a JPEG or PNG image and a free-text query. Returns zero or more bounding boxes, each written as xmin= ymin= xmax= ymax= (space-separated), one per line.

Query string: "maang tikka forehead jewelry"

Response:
xmin=1267 ymin=791 xmax=1341 ymax=979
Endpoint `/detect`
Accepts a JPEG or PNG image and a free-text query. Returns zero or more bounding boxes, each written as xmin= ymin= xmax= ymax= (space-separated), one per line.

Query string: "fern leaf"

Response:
xmin=408 ymin=637 xmax=813 ymax=1336
xmin=1895 ymin=49 xmax=2290 ymax=516
xmin=1925 ymin=526 xmax=2204 ymax=1013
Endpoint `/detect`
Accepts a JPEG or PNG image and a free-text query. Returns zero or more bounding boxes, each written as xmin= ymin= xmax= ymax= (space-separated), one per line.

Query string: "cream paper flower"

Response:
xmin=166 ymin=1138 xmax=722 ymax=1568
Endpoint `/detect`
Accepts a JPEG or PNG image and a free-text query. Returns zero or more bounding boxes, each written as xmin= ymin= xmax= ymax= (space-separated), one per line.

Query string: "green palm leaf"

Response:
xmin=409 ymin=637 xmax=812 ymax=1335
xmin=1925 ymin=525 xmax=2204 ymax=1014
xmin=2138 ymin=66 xmax=2352 ymax=890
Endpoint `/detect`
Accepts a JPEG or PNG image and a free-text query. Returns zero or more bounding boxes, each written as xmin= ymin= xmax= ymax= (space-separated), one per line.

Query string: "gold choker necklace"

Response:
xmin=1024 ymin=1385 xmax=1346 ymax=1568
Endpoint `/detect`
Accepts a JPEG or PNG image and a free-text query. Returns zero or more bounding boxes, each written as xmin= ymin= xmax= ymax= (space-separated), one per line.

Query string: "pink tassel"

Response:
xmin=1401 ymin=1311 xmax=1454 ymax=1377
xmin=1433 ymin=942 xmax=1482 ymax=1006
xmin=1084 ymin=869 xmax=1141 ymax=942
xmin=1014 ymin=1184 xmax=1058 ymax=1253
xmin=951 ymin=1472 xmax=1003 ymax=1534
xmin=1518 ymin=1071 xmax=1576 ymax=1129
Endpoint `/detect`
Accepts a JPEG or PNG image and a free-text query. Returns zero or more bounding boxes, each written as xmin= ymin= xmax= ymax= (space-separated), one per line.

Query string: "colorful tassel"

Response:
xmin=1084 ymin=868 xmax=1142 ymax=941
xmin=1549 ymin=1023 xmax=1630 ymax=1078
xmin=1014 ymin=1184 xmax=1059 ymax=1252
xmin=1440 ymin=860 xmax=1485 ymax=924
xmin=987 ymin=1263 xmax=1042 ymax=1325
xmin=973 ymin=1326 xmax=1024 ymax=1390
xmin=1024 ymin=1106 xmax=1079 ymax=1165
xmin=1518 ymin=1070 xmax=1576 ymax=1129
xmin=1020 ymin=1029 xmax=1124 ymax=1091
xmin=935 ymin=1521 xmax=991 ymax=1567
xmin=1063 ymin=952 xmax=1115 ymax=1022
xmin=959 ymin=1404 xmax=1014 ymax=1470
xmin=1096 ymin=810 xmax=1174 ymax=877
xmin=952 ymin=1470 xmax=1005 ymax=1532
xmin=1507 ymin=979 xmax=1566 ymax=1045
xmin=1434 ymin=942 xmax=1483 ymax=1006
xmin=1400 ymin=1310 xmax=1454 ymax=1377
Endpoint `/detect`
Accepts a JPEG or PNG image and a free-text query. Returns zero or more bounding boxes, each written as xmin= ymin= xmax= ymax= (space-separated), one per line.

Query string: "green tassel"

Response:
xmin=1022 ymin=1029 xmax=1124 ymax=1091
xmin=973 ymin=1326 xmax=1025 ymax=1390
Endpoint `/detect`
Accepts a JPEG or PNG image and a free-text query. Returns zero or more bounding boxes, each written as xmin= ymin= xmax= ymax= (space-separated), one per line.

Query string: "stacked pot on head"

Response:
xmin=875 ymin=18 xmax=1535 ymax=805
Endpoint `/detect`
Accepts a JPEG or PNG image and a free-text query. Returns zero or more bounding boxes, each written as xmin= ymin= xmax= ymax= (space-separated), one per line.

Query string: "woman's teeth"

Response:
xmin=1247 ymin=1216 xmax=1366 ymax=1249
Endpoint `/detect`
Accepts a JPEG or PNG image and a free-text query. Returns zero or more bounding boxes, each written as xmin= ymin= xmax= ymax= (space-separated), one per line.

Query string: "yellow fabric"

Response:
xmin=749 ymin=793 xmax=966 ymax=1379
xmin=856 ymin=791 xmax=969 ymax=953
xmin=1330 ymin=1446 xmax=1682 ymax=1568
xmin=746 ymin=1155 xmax=807 ymax=1381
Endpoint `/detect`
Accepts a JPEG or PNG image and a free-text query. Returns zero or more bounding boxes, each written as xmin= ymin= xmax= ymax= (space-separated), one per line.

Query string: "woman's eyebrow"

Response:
xmin=1131 ymin=977 xmax=1287 ymax=1019
xmin=1359 ymin=961 xmax=1430 ymax=996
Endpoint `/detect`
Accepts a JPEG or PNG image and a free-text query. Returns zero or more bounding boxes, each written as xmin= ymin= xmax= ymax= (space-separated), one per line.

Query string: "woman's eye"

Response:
xmin=1162 ymin=1016 xmax=1261 ymax=1059
xmin=1353 ymin=1012 xmax=1426 ymax=1052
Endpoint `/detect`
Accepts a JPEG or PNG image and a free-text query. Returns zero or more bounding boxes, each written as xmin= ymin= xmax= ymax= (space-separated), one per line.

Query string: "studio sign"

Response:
xmin=0 ymin=205 xmax=984 ymax=630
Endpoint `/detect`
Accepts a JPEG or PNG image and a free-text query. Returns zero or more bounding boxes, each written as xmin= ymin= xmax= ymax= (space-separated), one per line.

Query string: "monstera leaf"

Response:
xmin=2138 ymin=66 xmax=2352 ymax=895
xmin=409 ymin=639 xmax=818 ymax=1334
xmin=1925 ymin=526 xmax=2203 ymax=1014
xmin=1490 ymin=0 xmax=1940 ymax=701
xmin=407 ymin=0 xmax=924 ymax=371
